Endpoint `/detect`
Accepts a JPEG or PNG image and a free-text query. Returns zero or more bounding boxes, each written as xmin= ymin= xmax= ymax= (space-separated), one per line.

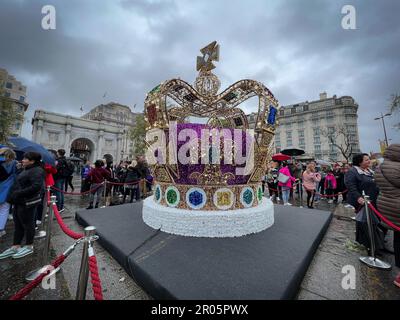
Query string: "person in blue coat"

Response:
xmin=0 ymin=148 xmax=18 ymax=238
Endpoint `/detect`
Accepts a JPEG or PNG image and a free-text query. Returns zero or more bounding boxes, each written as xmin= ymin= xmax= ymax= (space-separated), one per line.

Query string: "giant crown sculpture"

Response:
xmin=142 ymin=42 xmax=279 ymax=237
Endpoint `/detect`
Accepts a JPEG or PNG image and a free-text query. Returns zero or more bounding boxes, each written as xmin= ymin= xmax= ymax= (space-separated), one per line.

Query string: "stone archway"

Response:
xmin=70 ymin=138 xmax=95 ymax=162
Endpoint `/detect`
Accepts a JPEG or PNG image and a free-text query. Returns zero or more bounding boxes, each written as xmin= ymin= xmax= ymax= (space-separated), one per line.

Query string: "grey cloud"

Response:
xmin=0 ymin=0 xmax=398 ymax=151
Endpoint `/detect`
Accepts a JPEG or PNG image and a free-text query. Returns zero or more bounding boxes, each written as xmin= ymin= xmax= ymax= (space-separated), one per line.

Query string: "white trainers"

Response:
xmin=12 ymin=246 xmax=34 ymax=259
xmin=0 ymin=247 xmax=18 ymax=260
xmin=287 ymin=202 xmax=292 ymax=206
xmin=328 ymin=200 xmax=333 ymax=204
xmin=276 ymin=197 xmax=281 ymax=202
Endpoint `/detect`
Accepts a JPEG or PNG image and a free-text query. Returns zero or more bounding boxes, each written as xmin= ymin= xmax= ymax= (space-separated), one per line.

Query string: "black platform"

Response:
xmin=76 ymin=202 xmax=332 ymax=300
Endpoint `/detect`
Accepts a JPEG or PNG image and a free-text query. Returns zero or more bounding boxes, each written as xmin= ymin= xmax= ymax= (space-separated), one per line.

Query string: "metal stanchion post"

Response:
xmin=26 ymin=195 xmax=60 ymax=281
xmin=76 ymin=226 xmax=97 ymax=300
xmin=359 ymin=192 xmax=391 ymax=270
xmin=102 ymin=181 xmax=107 ymax=208
xmin=299 ymin=181 xmax=304 ymax=208
xmin=35 ymin=186 xmax=50 ymax=239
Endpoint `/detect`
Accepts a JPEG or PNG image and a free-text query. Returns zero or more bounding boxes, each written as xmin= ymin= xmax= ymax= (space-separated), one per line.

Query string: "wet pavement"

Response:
xmin=1 ymin=177 xmax=399 ymax=300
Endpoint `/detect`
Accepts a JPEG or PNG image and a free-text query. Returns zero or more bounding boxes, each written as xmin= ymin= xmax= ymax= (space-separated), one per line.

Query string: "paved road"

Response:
xmin=1 ymin=176 xmax=399 ymax=300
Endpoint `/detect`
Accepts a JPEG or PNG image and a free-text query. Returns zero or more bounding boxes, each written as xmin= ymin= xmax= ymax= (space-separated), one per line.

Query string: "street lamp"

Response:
xmin=374 ymin=112 xmax=391 ymax=147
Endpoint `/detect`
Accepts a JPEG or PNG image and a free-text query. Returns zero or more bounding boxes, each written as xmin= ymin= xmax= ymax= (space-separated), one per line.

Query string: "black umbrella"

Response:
xmin=281 ymin=148 xmax=305 ymax=157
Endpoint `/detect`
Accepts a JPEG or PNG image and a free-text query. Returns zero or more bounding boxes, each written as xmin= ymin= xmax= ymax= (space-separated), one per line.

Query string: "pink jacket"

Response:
xmin=278 ymin=166 xmax=296 ymax=188
xmin=302 ymin=170 xmax=321 ymax=191
xmin=324 ymin=173 xmax=337 ymax=190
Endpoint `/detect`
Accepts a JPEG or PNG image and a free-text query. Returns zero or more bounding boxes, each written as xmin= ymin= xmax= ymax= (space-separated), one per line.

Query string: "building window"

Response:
xmin=286 ymin=139 xmax=292 ymax=146
xmin=303 ymin=105 xmax=309 ymax=112
xmin=5 ymin=92 xmax=10 ymax=98
xmin=6 ymin=82 xmax=12 ymax=89
xmin=315 ymin=153 xmax=322 ymax=159
xmin=328 ymin=127 xmax=335 ymax=135
xmin=327 ymin=116 xmax=334 ymax=123
xmin=299 ymin=138 xmax=305 ymax=147
xmin=315 ymin=145 xmax=321 ymax=152
xmin=314 ymin=136 xmax=321 ymax=144
xmin=15 ymin=123 xmax=21 ymax=130
xmin=286 ymin=131 xmax=292 ymax=139
xmin=291 ymin=107 xmax=297 ymax=115
xmin=19 ymin=96 xmax=25 ymax=102
xmin=279 ymin=109 xmax=285 ymax=116
xmin=298 ymin=130 xmax=304 ymax=138
xmin=313 ymin=127 xmax=320 ymax=136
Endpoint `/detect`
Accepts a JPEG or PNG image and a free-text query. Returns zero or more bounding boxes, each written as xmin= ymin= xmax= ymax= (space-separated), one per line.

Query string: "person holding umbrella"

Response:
xmin=0 ymin=152 xmax=45 ymax=260
xmin=0 ymin=148 xmax=18 ymax=238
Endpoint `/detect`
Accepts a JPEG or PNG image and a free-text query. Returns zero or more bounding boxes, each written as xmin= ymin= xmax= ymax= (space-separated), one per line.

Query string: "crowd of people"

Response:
xmin=0 ymin=144 xmax=399 ymax=288
xmin=264 ymin=160 xmax=349 ymax=208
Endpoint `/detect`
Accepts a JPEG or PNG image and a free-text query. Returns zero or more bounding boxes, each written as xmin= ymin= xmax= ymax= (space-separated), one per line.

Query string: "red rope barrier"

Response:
xmin=9 ymin=254 xmax=66 ymax=300
xmin=51 ymin=183 xmax=104 ymax=195
xmin=105 ymin=180 xmax=140 ymax=186
xmin=52 ymin=203 xmax=84 ymax=240
xmin=368 ymin=203 xmax=400 ymax=232
xmin=88 ymin=254 xmax=104 ymax=300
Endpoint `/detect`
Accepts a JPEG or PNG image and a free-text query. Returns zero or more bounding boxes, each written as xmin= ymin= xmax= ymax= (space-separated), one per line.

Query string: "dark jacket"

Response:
xmin=136 ymin=162 xmax=149 ymax=179
xmin=344 ymin=166 xmax=379 ymax=211
xmin=333 ymin=169 xmax=345 ymax=191
xmin=87 ymin=167 xmax=110 ymax=184
xmin=54 ymin=156 xmax=67 ymax=181
xmin=124 ymin=166 xmax=140 ymax=184
xmin=7 ymin=163 xmax=45 ymax=205
xmin=375 ymin=144 xmax=400 ymax=229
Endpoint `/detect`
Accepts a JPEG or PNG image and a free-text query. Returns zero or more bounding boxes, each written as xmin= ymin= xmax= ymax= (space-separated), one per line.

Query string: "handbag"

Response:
xmin=278 ymin=172 xmax=290 ymax=184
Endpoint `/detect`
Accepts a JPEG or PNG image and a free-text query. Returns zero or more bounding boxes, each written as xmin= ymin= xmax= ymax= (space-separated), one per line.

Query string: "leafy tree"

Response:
xmin=129 ymin=114 xmax=147 ymax=157
xmin=0 ymin=85 xmax=23 ymax=144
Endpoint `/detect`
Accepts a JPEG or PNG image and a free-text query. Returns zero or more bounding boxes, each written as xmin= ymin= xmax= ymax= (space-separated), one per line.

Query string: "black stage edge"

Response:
xmin=76 ymin=202 xmax=332 ymax=300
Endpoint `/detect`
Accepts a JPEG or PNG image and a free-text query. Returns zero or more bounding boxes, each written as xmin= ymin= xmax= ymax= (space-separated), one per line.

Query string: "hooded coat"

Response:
xmin=375 ymin=144 xmax=400 ymax=230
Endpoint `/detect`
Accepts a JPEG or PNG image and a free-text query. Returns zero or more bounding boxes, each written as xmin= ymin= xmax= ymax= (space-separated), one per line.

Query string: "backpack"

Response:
xmin=58 ymin=159 xmax=74 ymax=178
xmin=65 ymin=161 xmax=75 ymax=176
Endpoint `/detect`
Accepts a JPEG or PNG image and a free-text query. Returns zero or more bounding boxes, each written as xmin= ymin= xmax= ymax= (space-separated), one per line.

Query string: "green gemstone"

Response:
xmin=258 ymin=188 xmax=263 ymax=201
xmin=167 ymin=189 xmax=178 ymax=204
xmin=150 ymin=84 xmax=161 ymax=94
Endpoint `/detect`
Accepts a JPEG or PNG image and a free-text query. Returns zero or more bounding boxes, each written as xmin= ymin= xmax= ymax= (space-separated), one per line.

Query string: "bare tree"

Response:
xmin=389 ymin=93 xmax=400 ymax=130
xmin=320 ymin=125 xmax=355 ymax=163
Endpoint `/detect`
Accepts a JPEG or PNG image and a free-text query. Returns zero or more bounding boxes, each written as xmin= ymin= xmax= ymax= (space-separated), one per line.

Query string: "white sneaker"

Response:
xmin=59 ymin=208 xmax=65 ymax=213
xmin=287 ymin=202 xmax=292 ymax=206
xmin=36 ymin=220 xmax=42 ymax=225
xmin=276 ymin=197 xmax=281 ymax=202
xmin=8 ymin=215 xmax=13 ymax=221
xmin=328 ymin=200 xmax=333 ymax=204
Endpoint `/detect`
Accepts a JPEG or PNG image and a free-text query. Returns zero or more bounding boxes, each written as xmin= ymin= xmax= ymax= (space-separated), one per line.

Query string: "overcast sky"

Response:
xmin=1 ymin=0 xmax=399 ymax=153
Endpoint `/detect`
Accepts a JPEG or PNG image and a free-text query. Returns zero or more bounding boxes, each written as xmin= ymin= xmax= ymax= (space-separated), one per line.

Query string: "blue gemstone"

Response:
xmin=189 ymin=191 xmax=203 ymax=206
xmin=243 ymin=189 xmax=253 ymax=204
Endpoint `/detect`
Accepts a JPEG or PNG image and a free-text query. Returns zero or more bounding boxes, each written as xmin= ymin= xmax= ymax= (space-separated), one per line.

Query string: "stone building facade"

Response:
xmin=248 ymin=92 xmax=361 ymax=161
xmin=32 ymin=110 xmax=129 ymax=163
xmin=0 ymin=68 xmax=28 ymax=136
